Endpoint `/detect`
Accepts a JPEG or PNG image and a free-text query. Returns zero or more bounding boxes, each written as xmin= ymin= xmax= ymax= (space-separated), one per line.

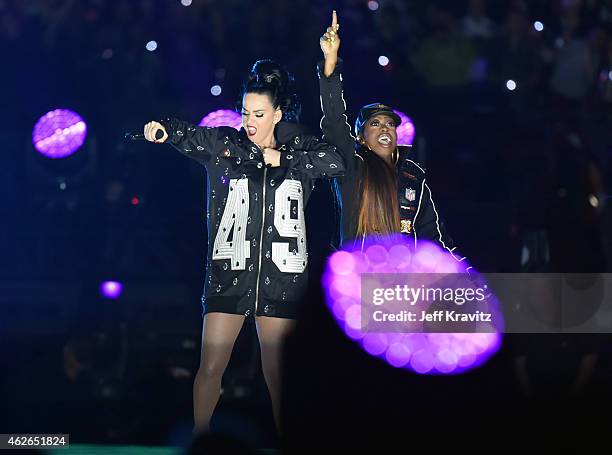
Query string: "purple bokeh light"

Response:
xmin=100 ymin=281 xmax=123 ymax=299
xmin=32 ymin=109 xmax=87 ymax=159
xmin=199 ymin=109 xmax=242 ymax=130
xmin=322 ymin=235 xmax=502 ymax=375
xmin=393 ymin=110 xmax=415 ymax=146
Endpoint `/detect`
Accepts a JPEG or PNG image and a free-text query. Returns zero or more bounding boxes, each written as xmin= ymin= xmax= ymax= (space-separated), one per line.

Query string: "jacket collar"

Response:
xmin=237 ymin=121 xmax=309 ymax=148
xmin=354 ymin=144 xmax=414 ymax=167
xmin=275 ymin=121 xmax=310 ymax=145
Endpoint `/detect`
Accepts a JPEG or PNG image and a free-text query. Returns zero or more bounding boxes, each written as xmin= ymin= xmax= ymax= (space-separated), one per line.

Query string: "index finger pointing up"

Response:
xmin=332 ymin=10 xmax=338 ymax=30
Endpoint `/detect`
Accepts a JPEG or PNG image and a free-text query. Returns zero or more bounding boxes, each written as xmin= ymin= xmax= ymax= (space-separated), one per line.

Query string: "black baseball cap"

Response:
xmin=354 ymin=103 xmax=402 ymax=136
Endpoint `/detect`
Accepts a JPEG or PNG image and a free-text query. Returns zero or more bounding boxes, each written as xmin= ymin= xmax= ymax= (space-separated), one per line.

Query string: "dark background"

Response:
xmin=1 ymin=0 xmax=611 ymax=450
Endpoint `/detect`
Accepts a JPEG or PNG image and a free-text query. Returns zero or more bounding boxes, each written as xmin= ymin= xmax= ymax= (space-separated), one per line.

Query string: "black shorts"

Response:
xmin=202 ymin=295 xmax=300 ymax=319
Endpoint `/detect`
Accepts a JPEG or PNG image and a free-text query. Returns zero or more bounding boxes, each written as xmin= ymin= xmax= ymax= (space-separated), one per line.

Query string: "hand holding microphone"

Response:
xmin=143 ymin=121 xmax=168 ymax=143
xmin=125 ymin=121 xmax=168 ymax=143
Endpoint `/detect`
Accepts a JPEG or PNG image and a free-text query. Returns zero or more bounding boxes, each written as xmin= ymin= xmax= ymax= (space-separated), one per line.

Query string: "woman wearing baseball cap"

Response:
xmin=318 ymin=11 xmax=465 ymax=266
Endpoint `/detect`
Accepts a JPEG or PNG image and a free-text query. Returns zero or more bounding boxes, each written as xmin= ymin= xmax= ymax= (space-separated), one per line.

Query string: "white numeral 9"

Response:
xmin=272 ymin=180 xmax=307 ymax=273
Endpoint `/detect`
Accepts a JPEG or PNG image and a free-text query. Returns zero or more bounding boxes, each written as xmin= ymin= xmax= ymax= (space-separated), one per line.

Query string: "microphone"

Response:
xmin=125 ymin=129 xmax=165 ymax=141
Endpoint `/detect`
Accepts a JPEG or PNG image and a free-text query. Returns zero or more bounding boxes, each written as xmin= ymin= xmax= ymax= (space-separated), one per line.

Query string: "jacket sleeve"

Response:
xmin=317 ymin=59 xmax=359 ymax=167
xmin=415 ymin=180 xmax=470 ymax=268
xmin=160 ymin=117 xmax=220 ymax=166
xmin=279 ymin=134 xmax=346 ymax=179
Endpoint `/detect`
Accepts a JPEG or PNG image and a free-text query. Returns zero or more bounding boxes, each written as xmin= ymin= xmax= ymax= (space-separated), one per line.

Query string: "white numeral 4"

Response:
xmin=213 ymin=179 xmax=250 ymax=270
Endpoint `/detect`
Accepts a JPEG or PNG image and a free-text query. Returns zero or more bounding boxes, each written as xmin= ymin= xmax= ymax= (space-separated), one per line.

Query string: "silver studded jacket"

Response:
xmin=160 ymin=118 xmax=345 ymax=317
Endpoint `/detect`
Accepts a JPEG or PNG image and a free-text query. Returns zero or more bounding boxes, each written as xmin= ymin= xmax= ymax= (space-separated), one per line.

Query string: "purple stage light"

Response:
xmin=386 ymin=341 xmax=411 ymax=367
xmin=100 ymin=281 xmax=123 ymax=299
xmin=199 ymin=109 xmax=242 ymax=130
xmin=393 ymin=110 xmax=415 ymax=146
xmin=410 ymin=349 xmax=436 ymax=374
xmin=328 ymin=251 xmax=355 ymax=276
xmin=322 ymin=235 xmax=502 ymax=375
xmin=32 ymin=109 xmax=87 ymax=159
xmin=363 ymin=333 xmax=389 ymax=356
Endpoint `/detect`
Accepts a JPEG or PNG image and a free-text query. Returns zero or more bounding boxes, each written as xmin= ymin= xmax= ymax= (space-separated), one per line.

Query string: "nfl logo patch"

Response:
xmin=405 ymin=188 xmax=416 ymax=202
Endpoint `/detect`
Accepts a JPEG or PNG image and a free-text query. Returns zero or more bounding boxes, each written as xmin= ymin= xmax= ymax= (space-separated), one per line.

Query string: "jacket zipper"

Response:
xmin=254 ymin=166 xmax=267 ymax=314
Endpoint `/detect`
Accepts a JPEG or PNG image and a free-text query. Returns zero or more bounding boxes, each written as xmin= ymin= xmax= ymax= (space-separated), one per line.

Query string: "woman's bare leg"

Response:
xmin=255 ymin=316 xmax=297 ymax=434
xmin=193 ymin=312 xmax=245 ymax=434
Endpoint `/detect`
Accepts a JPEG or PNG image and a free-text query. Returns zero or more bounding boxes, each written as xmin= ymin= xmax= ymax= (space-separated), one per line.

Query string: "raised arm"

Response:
xmin=318 ymin=11 xmax=358 ymax=162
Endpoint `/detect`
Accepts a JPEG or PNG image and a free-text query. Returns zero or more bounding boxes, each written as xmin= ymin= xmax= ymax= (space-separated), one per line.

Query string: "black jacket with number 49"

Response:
xmin=160 ymin=118 xmax=345 ymax=318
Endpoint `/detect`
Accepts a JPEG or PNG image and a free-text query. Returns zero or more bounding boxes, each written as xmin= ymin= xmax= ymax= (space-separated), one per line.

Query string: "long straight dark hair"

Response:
xmin=356 ymin=149 xmax=400 ymax=236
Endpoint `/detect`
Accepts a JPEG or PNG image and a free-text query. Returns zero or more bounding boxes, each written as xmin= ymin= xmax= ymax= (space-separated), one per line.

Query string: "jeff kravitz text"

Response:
xmin=372 ymin=309 xmax=492 ymax=323
xmin=363 ymin=280 xmax=496 ymax=332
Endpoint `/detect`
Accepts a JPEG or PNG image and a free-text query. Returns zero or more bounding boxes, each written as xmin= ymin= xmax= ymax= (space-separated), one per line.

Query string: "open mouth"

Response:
xmin=247 ymin=126 xmax=257 ymax=136
xmin=377 ymin=134 xmax=392 ymax=145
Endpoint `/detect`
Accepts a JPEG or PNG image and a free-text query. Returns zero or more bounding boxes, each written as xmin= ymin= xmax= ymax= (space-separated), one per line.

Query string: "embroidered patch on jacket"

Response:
xmin=405 ymin=188 xmax=416 ymax=202
xmin=400 ymin=219 xmax=412 ymax=234
xmin=402 ymin=171 xmax=418 ymax=180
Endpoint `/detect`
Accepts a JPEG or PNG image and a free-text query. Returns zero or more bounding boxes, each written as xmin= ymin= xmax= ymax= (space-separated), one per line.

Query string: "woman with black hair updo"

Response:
xmin=141 ymin=59 xmax=344 ymax=433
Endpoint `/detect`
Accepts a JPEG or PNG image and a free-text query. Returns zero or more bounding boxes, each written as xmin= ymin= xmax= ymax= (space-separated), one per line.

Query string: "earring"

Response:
xmin=392 ymin=147 xmax=399 ymax=164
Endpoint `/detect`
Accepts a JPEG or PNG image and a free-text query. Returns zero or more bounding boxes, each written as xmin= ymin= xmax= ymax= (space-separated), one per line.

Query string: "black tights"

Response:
xmin=192 ymin=312 xmax=295 ymax=434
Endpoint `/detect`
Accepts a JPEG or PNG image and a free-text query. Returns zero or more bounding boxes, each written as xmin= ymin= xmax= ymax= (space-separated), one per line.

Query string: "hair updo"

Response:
xmin=238 ymin=59 xmax=301 ymax=123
